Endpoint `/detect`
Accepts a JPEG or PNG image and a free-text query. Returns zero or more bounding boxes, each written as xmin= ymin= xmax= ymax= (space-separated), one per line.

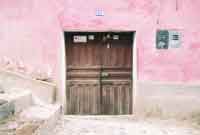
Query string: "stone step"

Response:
xmin=16 ymin=104 xmax=61 ymax=135
xmin=0 ymin=90 xmax=33 ymax=120
xmin=0 ymin=69 xmax=56 ymax=104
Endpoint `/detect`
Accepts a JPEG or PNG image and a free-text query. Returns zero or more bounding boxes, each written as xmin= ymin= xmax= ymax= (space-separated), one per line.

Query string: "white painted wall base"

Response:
xmin=135 ymin=81 xmax=200 ymax=118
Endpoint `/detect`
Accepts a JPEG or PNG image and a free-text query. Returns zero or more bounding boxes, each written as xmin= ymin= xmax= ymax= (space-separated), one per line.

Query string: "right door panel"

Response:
xmin=100 ymin=32 xmax=133 ymax=115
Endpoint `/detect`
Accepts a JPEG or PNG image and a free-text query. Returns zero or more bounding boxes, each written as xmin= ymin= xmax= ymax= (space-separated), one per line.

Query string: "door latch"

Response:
xmin=101 ymin=72 xmax=109 ymax=77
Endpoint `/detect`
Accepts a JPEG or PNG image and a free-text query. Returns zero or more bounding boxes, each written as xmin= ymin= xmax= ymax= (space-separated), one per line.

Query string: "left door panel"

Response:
xmin=65 ymin=32 xmax=102 ymax=114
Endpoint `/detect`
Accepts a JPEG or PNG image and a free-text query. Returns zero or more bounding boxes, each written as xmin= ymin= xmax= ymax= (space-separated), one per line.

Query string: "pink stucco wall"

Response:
xmin=0 ymin=0 xmax=63 ymax=80
xmin=1 ymin=0 xmax=200 ymax=83
xmin=60 ymin=0 xmax=200 ymax=83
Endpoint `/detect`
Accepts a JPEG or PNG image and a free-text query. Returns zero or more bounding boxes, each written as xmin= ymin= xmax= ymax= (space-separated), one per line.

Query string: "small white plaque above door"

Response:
xmin=73 ymin=35 xmax=87 ymax=43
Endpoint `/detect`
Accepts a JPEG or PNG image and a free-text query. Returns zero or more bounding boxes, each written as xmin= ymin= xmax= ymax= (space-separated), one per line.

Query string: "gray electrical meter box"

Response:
xmin=169 ymin=30 xmax=181 ymax=48
xmin=156 ymin=30 xmax=169 ymax=49
xmin=156 ymin=30 xmax=181 ymax=49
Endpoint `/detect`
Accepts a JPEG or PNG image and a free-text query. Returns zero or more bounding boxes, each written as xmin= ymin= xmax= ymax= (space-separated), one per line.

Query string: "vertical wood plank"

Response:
xmin=114 ymin=86 xmax=118 ymax=115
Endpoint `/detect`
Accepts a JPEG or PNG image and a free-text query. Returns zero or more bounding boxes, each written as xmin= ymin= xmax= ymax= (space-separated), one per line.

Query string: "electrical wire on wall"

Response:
xmin=176 ymin=0 xmax=179 ymax=11
xmin=156 ymin=0 xmax=162 ymax=25
xmin=157 ymin=0 xmax=179 ymax=25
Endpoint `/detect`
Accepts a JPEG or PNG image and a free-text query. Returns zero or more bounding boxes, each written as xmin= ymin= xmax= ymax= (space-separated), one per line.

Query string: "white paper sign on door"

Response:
xmin=73 ymin=35 xmax=87 ymax=43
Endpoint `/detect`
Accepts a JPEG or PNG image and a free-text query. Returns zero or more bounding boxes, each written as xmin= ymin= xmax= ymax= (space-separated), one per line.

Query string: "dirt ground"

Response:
xmin=52 ymin=116 xmax=200 ymax=135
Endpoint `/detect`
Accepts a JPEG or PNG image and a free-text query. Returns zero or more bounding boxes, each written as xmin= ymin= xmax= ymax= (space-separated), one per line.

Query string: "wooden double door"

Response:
xmin=65 ymin=32 xmax=133 ymax=115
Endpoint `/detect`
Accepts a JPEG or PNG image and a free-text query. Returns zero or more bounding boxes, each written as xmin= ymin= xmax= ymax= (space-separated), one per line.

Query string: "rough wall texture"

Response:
xmin=1 ymin=0 xmax=200 ymax=116
xmin=61 ymin=0 xmax=200 ymax=83
xmin=0 ymin=0 xmax=63 ymax=80
xmin=0 ymin=0 xmax=66 ymax=106
xmin=1 ymin=0 xmax=200 ymax=83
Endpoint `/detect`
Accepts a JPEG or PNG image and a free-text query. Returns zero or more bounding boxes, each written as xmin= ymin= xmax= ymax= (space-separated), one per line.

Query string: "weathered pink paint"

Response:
xmin=1 ymin=0 xmax=200 ymax=84
xmin=0 ymin=0 xmax=63 ymax=80
xmin=60 ymin=0 xmax=200 ymax=83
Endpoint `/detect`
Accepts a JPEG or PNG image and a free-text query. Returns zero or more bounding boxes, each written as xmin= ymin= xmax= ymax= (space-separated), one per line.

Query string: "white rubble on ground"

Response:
xmin=51 ymin=116 xmax=200 ymax=135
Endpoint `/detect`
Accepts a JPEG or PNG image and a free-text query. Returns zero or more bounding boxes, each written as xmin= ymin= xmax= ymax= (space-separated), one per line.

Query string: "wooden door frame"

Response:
xmin=62 ymin=31 xmax=137 ymax=115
